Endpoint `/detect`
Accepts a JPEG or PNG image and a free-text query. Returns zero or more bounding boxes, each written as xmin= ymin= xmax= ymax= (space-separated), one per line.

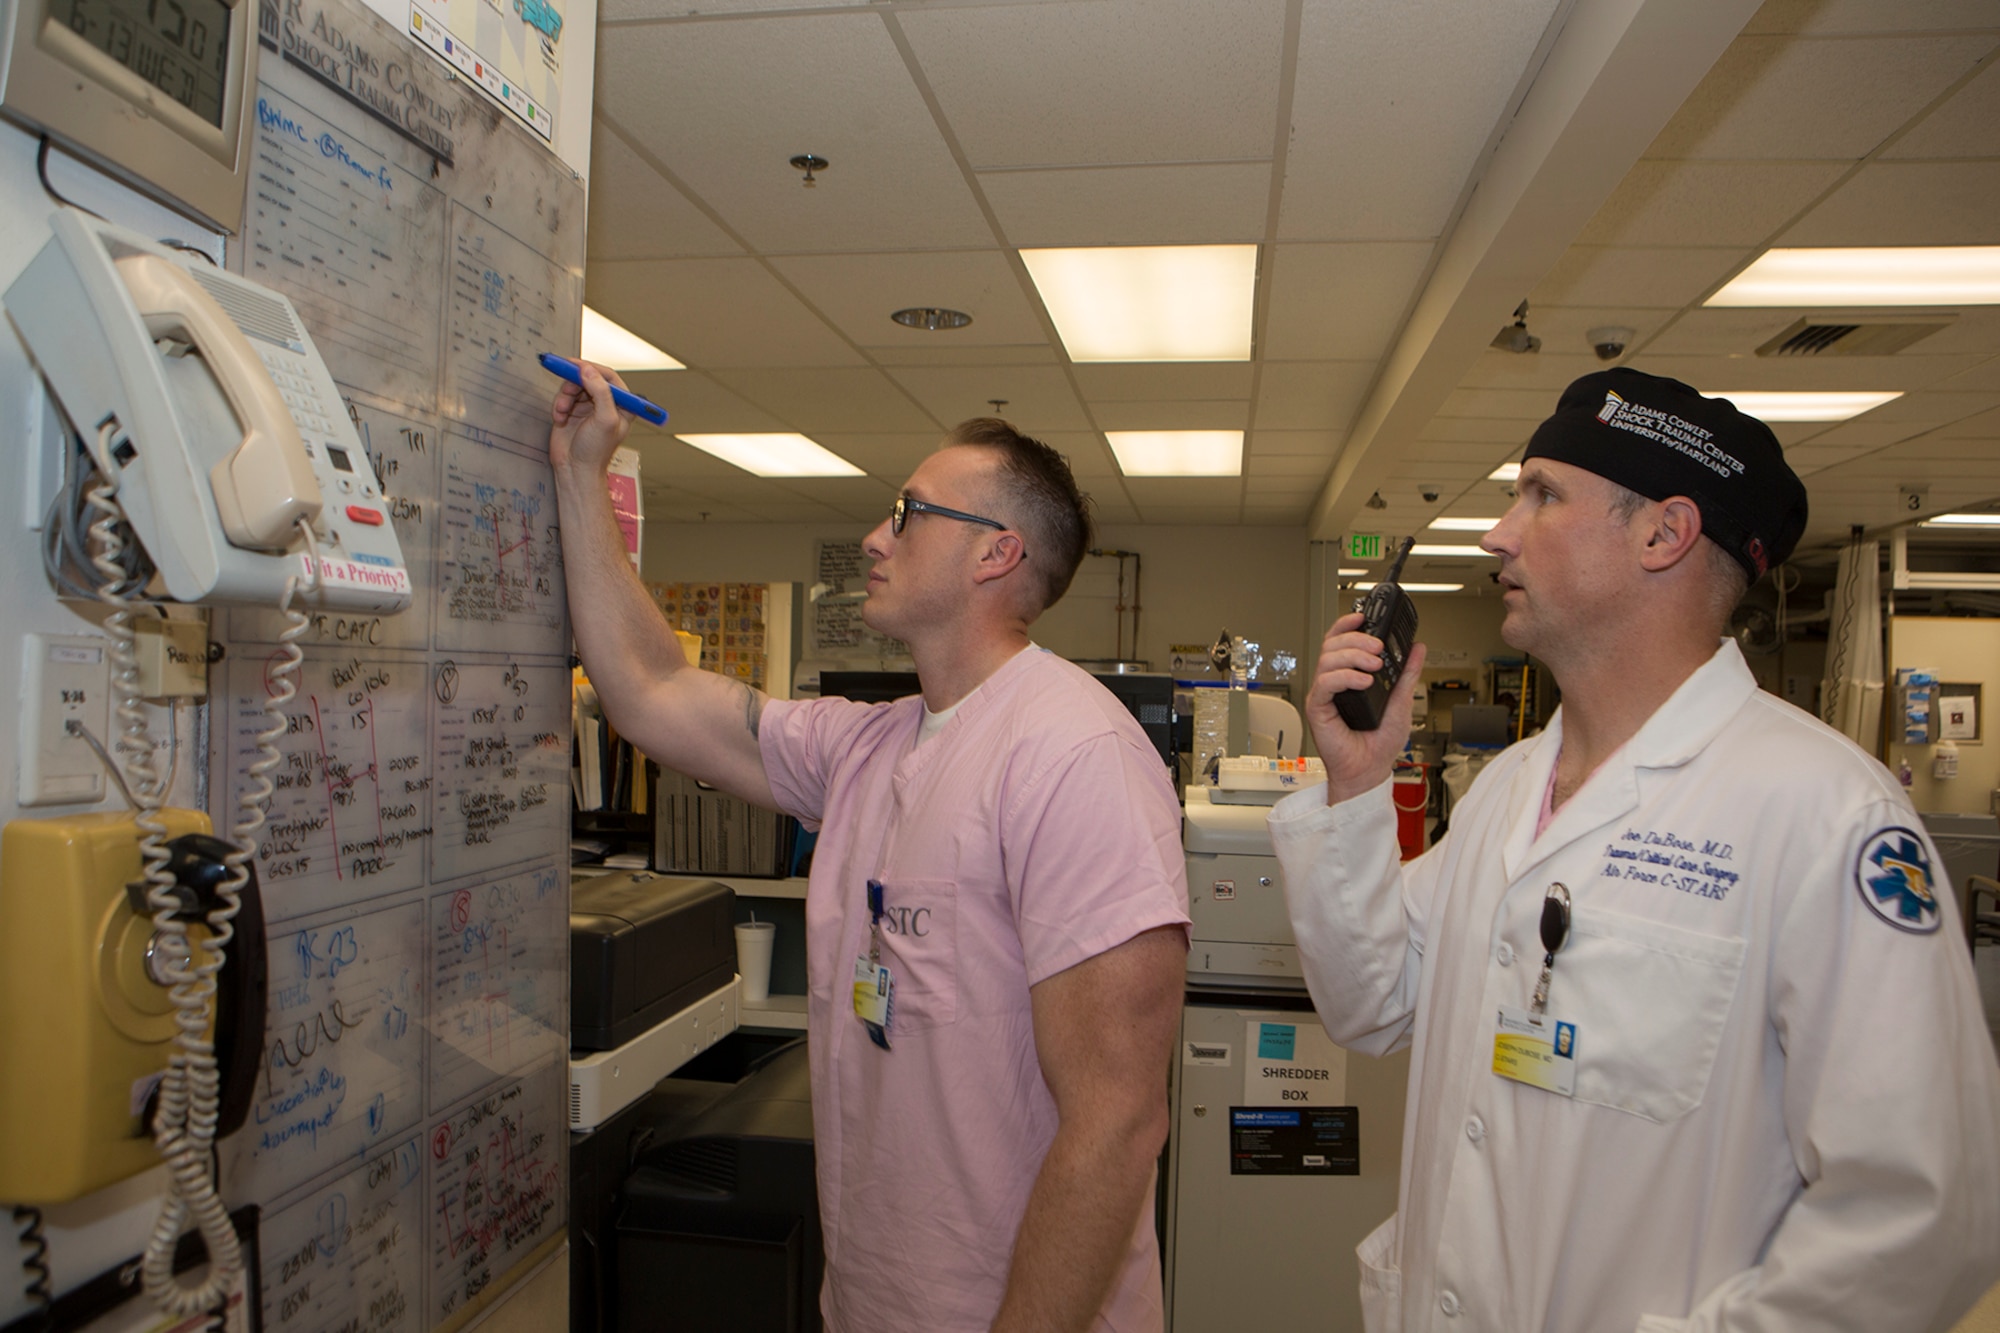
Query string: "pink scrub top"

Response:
xmin=760 ymin=646 xmax=1191 ymax=1332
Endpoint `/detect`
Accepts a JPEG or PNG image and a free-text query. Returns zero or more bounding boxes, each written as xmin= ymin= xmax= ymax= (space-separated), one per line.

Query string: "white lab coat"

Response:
xmin=1269 ymin=642 xmax=2000 ymax=1332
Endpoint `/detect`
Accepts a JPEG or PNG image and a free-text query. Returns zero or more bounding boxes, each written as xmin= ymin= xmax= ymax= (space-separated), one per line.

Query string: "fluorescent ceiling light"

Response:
xmin=1428 ymin=517 xmax=1500 ymax=531
xmin=1337 ymin=567 xmax=1369 ymax=576
xmin=1105 ymin=430 xmax=1243 ymax=477
xmin=1411 ymin=544 xmax=1495 ymax=558
xmin=1489 ymin=463 xmax=1522 ymax=482
xmin=581 ymin=306 xmax=685 ymax=370
xmin=1020 ymin=245 xmax=1256 ymax=362
xmin=1921 ymin=513 xmax=2000 ymax=527
xmin=1356 ymin=582 xmax=1464 ymax=593
xmin=1704 ymin=390 xmax=1901 ymax=421
xmin=1707 ymin=247 xmax=2000 ymax=307
xmin=675 ymin=433 xmax=862 ymax=477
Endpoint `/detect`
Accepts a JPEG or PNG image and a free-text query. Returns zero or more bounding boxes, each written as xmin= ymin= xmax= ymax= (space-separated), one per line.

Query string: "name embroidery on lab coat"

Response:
xmin=1600 ymin=827 xmax=1741 ymax=901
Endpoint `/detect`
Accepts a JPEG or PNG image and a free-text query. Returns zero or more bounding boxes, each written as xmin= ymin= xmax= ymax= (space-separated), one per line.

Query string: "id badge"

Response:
xmin=1492 ymin=1003 xmax=1577 ymax=1096
xmin=852 ymin=954 xmax=894 ymax=1049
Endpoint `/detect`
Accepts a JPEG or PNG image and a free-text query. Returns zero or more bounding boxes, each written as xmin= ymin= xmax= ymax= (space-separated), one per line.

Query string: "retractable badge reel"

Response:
xmin=1492 ymin=884 xmax=1577 ymax=1095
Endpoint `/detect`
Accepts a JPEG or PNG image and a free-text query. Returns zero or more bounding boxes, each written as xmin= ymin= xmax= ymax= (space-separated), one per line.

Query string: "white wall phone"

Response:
xmin=6 ymin=208 xmax=411 ymax=610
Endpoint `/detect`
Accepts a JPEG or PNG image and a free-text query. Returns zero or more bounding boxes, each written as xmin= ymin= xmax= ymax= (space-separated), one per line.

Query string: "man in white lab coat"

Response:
xmin=1270 ymin=368 xmax=2000 ymax=1332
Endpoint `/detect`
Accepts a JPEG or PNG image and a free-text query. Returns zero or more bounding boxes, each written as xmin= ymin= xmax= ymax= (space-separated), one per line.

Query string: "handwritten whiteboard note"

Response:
xmin=233 ymin=899 xmax=427 ymax=1204
xmin=429 ymin=864 xmax=565 ymax=1111
xmin=435 ymin=430 xmax=564 ymax=655
xmin=440 ymin=205 xmax=579 ymax=448
xmin=261 ymin=1136 xmax=425 ymax=1333
xmin=428 ymin=660 xmax=568 ymax=883
xmin=242 ymin=85 xmax=447 ymax=413
xmin=222 ymin=652 xmax=433 ymax=921
xmin=427 ymin=1060 xmax=565 ymax=1325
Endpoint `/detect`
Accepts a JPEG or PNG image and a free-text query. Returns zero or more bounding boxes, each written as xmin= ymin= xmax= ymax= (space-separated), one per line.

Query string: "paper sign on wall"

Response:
xmin=1244 ymin=1020 xmax=1346 ymax=1106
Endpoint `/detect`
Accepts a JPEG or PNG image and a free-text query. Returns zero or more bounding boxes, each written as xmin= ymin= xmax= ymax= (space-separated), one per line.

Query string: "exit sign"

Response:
xmin=1346 ymin=533 xmax=1384 ymax=561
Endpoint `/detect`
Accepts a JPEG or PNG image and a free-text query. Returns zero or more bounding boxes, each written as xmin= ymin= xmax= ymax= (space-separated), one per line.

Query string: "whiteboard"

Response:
xmin=230 ymin=898 xmax=428 ymax=1204
xmin=428 ymin=864 xmax=566 ymax=1113
xmin=260 ymin=1135 xmax=427 ymax=1333
xmin=434 ymin=430 xmax=564 ymax=654
xmin=214 ymin=0 xmax=582 ymax=1322
xmin=427 ymin=660 xmax=569 ymax=883
xmin=220 ymin=650 xmax=434 ymax=919
xmin=426 ymin=1058 xmax=566 ymax=1326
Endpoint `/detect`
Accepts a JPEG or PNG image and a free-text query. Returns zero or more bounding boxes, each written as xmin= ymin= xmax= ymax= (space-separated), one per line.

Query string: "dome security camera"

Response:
xmin=1588 ymin=325 xmax=1637 ymax=361
xmin=1420 ymin=486 xmax=1440 ymax=503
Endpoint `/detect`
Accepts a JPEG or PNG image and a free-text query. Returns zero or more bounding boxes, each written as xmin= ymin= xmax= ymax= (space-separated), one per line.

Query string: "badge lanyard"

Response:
xmin=1493 ymin=883 xmax=1578 ymax=1096
xmin=1530 ymin=883 xmax=1572 ymax=1015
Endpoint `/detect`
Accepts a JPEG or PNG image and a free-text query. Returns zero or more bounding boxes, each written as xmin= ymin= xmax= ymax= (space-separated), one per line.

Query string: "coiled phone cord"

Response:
xmin=12 ymin=1204 xmax=53 ymax=1329
xmin=86 ymin=466 xmax=241 ymax=1320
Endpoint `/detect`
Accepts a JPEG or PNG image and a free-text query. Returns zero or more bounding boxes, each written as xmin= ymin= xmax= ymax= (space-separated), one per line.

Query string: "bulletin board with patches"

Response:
xmin=208 ymin=0 xmax=581 ymax=1327
xmin=647 ymin=582 xmax=771 ymax=690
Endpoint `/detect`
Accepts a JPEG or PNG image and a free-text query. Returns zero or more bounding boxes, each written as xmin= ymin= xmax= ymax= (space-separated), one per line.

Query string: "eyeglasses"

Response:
xmin=891 ymin=492 xmax=1007 ymax=536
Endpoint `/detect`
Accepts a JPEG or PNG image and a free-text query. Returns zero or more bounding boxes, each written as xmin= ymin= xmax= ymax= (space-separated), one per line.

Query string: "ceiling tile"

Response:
xmin=899 ymin=0 xmax=1286 ymax=169
xmin=1073 ymin=364 xmax=1257 ymax=402
xmin=1278 ymin=0 xmax=1564 ymax=241
xmin=863 ymin=344 xmax=1060 ymax=368
xmin=1457 ymin=351 xmax=1605 ymax=392
xmin=1407 ymin=440 xmax=1518 ymax=464
xmin=1139 ymin=506 xmax=1250 ymax=524
xmin=586 ymin=122 xmax=744 ymax=261
xmin=1647 ymin=35 xmax=1993 ymax=160
xmin=807 ymin=433 xmax=942 ymax=483
xmin=1123 ymin=478 xmax=1243 ymax=505
xmin=1932 ymin=356 xmax=2000 ymax=391
xmin=1417 ymin=416 xmax=1538 ymax=443
xmin=1639 ymin=307 xmax=1803 ymax=357
xmin=979 ymin=163 xmax=1273 ymax=247
xmin=704 ymin=368 xmax=940 ymax=437
xmin=1631 ymin=353 xmax=1992 ymax=394
xmin=1778 ymin=161 xmax=2000 ymax=246
xmin=1248 ymin=429 xmax=1346 ymax=456
xmin=1034 ymin=431 xmax=1125 ymax=479
xmin=1578 ymin=160 xmax=1849 ymax=248
xmin=1886 ymin=58 xmax=2000 ymax=159
xmin=1246 ymin=455 xmax=1334 ymax=479
xmin=587 ymin=259 xmax=865 ymax=368
xmin=1436 ymin=387 xmax=1559 ymax=420
xmin=1743 ymin=0 xmax=2000 ymax=35
xmin=596 ymin=13 xmax=996 ymax=253
xmin=621 ymin=371 xmax=789 ymax=434
xmin=769 ymin=251 xmax=1049 ymax=346
xmin=1092 ymin=400 xmax=1250 ymax=430
xmin=1531 ymin=246 xmax=1745 ymax=309
xmin=1253 ymin=362 xmax=1376 ymax=430
xmin=887 ymin=365 xmax=1093 ymax=433
xmin=1262 ymin=243 xmax=1434 ymax=360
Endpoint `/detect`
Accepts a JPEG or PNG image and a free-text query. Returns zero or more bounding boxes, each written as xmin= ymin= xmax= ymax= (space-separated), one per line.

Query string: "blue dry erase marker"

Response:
xmin=539 ymin=352 xmax=669 ymax=426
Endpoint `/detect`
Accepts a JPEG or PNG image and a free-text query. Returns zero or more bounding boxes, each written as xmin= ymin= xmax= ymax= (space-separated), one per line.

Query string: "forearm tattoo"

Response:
xmin=737 ymin=680 xmax=765 ymax=739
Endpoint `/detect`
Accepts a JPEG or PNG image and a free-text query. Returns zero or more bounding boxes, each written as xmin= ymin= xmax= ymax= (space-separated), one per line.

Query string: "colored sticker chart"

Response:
xmin=428 ymin=659 xmax=569 ymax=883
xmin=241 ymin=82 xmax=448 ymax=413
xmin=232 ymin=899 xmax=427 ymax=1205
xmin=260 ymin=1136 xmax=426 ymax=1333
xmin=220 ymin=651 xmax=434 ymax=921
xmin=230 ymin=400 xmax=443 ymax=654
xmin=428 ymin=864 xmax=566 ymax=1112
xmin=435 ymin=430 xmax=564 ymax=655
xmin=427 ymin=1060 xmax=565 ymax=1326
xmin=440 ymin=205 xmax=580 ymax=448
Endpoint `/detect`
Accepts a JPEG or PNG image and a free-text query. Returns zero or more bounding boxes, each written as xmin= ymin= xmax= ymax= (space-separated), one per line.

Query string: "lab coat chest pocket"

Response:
xmin=875 ymin=877 xmax=958 ymax=1031
xmin=1564 ymin=907 xmax=1747 ymax=1123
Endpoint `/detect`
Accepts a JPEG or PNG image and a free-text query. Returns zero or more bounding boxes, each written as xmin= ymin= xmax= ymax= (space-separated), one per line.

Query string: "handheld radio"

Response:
xmin=1334 ymin=536 xmax=1418 ymax=732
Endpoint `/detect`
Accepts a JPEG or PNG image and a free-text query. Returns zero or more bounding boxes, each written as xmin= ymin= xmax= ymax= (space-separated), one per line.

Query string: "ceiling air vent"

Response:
xmin=1754 ymin=316 xmax=1952 ymax=358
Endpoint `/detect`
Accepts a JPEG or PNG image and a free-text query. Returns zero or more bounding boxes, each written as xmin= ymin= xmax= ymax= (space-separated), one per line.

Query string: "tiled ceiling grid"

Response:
xmin=583 ymin=0 xmax=1567 ymax=530
xmin=1384 ymin=1 xmax=2000 ymax=584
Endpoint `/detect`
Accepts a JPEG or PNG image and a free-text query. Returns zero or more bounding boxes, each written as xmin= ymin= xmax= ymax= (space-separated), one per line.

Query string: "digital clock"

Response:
xmin=1 ymin=0 xmax=256 ymax=230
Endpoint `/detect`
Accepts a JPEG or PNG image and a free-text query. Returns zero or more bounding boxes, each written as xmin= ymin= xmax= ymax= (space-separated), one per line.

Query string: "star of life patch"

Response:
xmin=1855 ymin=826 xmax=1941 ymax=935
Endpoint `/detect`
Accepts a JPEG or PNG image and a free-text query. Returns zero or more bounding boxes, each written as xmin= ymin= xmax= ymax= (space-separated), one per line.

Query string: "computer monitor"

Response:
xmin=1092 ymin=671 xmax=1175 ymax=769
xmin=1450 ymin=704 xmax=1512 ymax=749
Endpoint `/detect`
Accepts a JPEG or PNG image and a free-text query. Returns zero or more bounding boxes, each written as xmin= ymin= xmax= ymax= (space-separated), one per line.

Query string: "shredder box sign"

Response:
xmin=1244 ymin=1020 xmax=1347 ymax=1105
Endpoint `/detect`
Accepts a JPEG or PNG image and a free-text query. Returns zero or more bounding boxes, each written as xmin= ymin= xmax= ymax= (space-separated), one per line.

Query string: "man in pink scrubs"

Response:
xmin=550 ymin=365 xmax=1190 ymax=1332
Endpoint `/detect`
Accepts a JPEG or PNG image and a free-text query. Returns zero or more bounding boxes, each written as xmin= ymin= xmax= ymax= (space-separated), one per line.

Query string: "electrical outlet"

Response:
xmin=20 ymin=632 xmax=110 ymax=806
xmin=134 ymin=617 xmax=210 ymax=698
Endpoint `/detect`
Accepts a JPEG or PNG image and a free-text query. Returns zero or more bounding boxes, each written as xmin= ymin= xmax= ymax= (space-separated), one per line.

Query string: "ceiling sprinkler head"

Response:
xmin=789 ymin=153 xmax=828 ymax=187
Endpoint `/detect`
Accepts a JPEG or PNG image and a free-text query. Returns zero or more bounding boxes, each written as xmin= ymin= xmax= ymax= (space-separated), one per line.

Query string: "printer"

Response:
xmin=1182 ymin=767 xmax=1318 ymax=989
